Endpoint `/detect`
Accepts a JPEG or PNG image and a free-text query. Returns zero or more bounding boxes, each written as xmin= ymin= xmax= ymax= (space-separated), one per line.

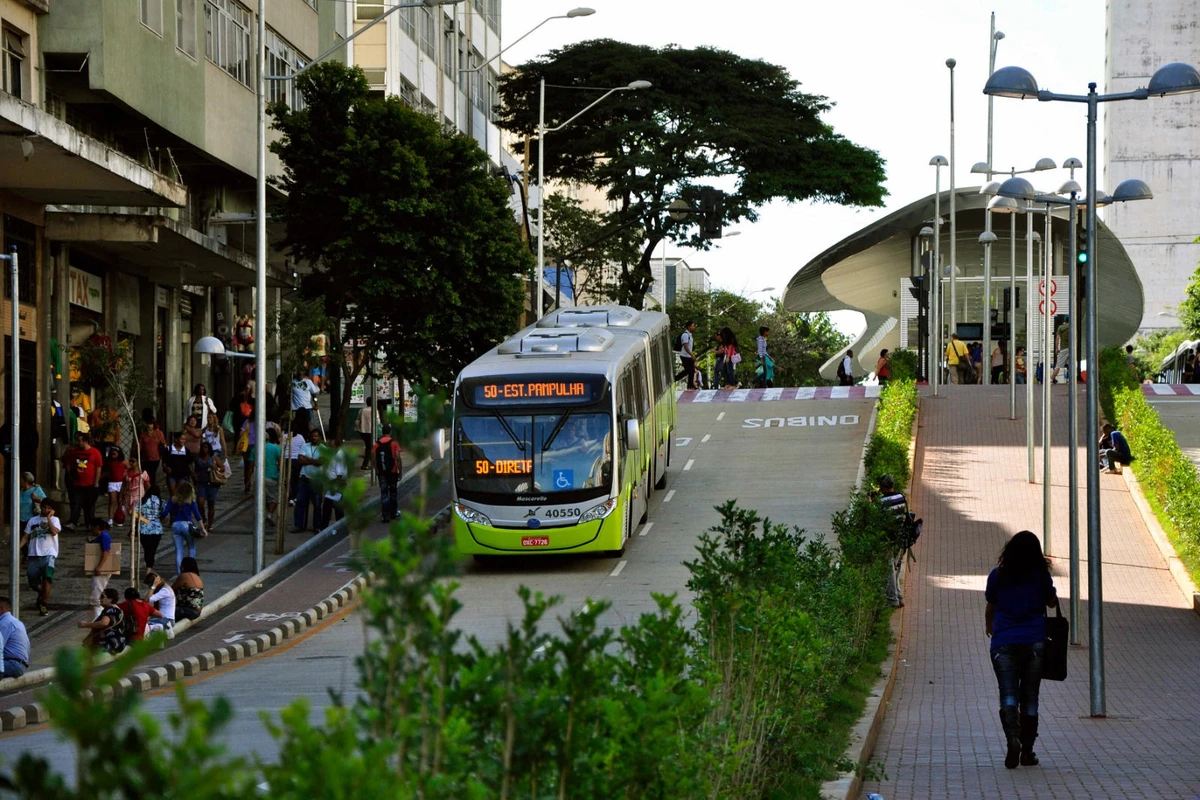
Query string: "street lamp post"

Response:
xmin=985 ymin=58 xmax=1200 ymax=717
xmin=257 ymin=0 xmax=464 ymax=573
xmin=947 ymin=59 xmax=958 ymax=338
xmin=0 ymin=247 xmax=18 ymax=619
xmin=929 ymin=155 xmax=948 ymax=395
xmin=536 ymin=78 xmax=651 ymax=319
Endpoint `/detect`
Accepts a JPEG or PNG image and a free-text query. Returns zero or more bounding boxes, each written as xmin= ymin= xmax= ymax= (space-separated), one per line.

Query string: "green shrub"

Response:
xmin=1103 ymin=352 xmax=1200 ymax=584
xmin=865 ymin=378 xmax=917 ymax=491
xmin=885 ymin=349 xmax=919 ymax=382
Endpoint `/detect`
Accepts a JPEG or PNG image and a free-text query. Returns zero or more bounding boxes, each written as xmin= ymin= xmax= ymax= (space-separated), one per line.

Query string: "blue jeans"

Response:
xmin=380 ymin=472 xmax=399 ymax=520
xmin=294 ymin=476 xmax=320 ymax=530
xmin=990 ymin=641 xmax=1044 ymax=717
xmin=1 ymin=659 xmax=26 ymax=679
xmin=172 ymin=521 xmax=196 ymax=574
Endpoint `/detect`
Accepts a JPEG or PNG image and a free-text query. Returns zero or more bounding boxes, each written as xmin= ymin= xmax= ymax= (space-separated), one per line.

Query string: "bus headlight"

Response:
xmin=579 ymin=498 xmax=617 ymax=524
xmin=455 ymin=504 xmax=493 ymax=527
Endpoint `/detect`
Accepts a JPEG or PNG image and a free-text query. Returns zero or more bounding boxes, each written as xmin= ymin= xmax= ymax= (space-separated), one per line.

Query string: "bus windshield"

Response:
xmin=455 ymin=411 xmax=613 ymax=498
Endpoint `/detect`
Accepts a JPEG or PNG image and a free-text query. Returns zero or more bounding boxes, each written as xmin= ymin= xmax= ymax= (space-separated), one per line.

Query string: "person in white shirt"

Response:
xmin=674 ymin=321 xmax=698 ymax=390
xmin=184 ymin=383 xmax=218 ymax=430
xmin=287 ymin=427 xmax=306 ymax=504
xmin=290 ymin=369 xmax=320 ymax=434
xmin=320 ymin=449 xmax=349 ymax=529
xmin=355 ymin=401 xmax=376 ymax=470
xmin=143 ymin=571 xmax=176 ymax=637
xmin=839 ymin=350 xmax=855 ymax=387
xmin=19 ymin=499 xmax=61 ymax=616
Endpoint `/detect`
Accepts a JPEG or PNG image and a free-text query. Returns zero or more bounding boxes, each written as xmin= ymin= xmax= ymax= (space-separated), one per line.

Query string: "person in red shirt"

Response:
xmin=372 ymin=424 xmax=403 ymax=522
xmin=117 ymin=586 xmax=161 ymax=641
xmin=104 ymin=445 xmax=128 ymax=528
xmin=61 ymin=432 xmax=103 ymax=530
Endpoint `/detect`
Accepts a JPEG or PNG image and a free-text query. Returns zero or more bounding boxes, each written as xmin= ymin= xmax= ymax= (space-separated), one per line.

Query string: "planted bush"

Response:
xmin=864 ymin=378 xmax=917 ymax=491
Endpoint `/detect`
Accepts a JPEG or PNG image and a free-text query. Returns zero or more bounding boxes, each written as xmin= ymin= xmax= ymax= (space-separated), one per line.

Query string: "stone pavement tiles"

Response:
xmin=862 ymin=385 xmax=1200 ymax=800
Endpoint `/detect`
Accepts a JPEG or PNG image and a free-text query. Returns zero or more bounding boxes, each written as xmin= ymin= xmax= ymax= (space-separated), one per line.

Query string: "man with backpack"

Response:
xmin=837 ymin=350 xmax=855 ymax=386
xmin=673 ymin=321 xmax=697 ymax=390
xmin=876 ymin=474 xmax=921 ymax=609
xmin=373 ymin=424 xmax=403 ymax=522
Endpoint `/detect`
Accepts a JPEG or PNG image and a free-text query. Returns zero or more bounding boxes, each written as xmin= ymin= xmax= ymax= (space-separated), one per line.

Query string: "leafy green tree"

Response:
xmin=1180 ymin=252 xmax=1200 ymax=339
xmin=499 ymin=40 xmax=887 ymax=308
xmin=1130 ymin=327 xmax=1189 ymax=382
xmin=269 ymin=62 xmax=532 ymax=404
xmin=542 ymin=193 xmax=643 ymax=306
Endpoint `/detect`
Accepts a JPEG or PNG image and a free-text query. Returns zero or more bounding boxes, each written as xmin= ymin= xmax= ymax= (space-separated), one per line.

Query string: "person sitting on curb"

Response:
xmin=1099 ymin=423 xmax=1132 ymax=474
xmin=117 ymin=586 xmax=161 ymax=641
xmin=144 ymin=572 xmax=176 ymax=639
xmin=174 ymin=557 xmax=205 ymax=622
xmin=78 ymin=587 xmax=126 ymax=655
xmin=0 ymin=596 xmax=31 ymax=679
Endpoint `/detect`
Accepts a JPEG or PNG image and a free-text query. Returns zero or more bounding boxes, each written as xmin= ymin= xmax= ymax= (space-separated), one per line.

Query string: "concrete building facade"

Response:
xmin=1104 ymin=0 xmax=1200 ymax=331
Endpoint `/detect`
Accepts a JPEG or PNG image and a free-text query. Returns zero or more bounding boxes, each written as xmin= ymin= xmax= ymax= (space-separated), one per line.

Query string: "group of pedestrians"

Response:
xmin=75 ymin=560 xmax=205 ymax=656
xmin=674 ymin=323 xmax=775 ymax=390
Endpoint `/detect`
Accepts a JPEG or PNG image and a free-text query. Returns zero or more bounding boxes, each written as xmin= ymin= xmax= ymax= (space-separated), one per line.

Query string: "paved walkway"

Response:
xmin=863 ymin=385 xmax=1200 ymax=799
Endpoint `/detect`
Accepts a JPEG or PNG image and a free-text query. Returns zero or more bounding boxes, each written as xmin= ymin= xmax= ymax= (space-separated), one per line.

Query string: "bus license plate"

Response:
xmin=521 ymin=536 xmax=550 ymax=547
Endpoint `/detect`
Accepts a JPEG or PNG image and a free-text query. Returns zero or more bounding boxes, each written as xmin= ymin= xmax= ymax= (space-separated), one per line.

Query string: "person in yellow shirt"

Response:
xmin=946 ymin=333 xmax=971 ymax=384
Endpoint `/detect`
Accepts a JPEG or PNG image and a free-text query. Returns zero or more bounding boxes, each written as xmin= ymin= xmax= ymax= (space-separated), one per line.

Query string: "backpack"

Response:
xmin=121 ymin=604 xmax=139 ymax=641
xmin=375 ymin=439 xmax=396 ymax=474
xmin=897 ymin=512 xmax=923 ymax=555
xmin=836 ymin=360 xmax=847 ymax=380
xmin=672 ymin=333 xmax=683 ymax=352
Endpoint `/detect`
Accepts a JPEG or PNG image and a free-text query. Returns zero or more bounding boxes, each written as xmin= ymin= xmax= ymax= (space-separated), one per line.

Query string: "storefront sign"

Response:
xmin=68 ymin=267 xmax=104 ymax=313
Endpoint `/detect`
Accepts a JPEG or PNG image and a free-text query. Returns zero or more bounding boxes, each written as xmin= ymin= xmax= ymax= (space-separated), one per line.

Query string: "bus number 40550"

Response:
xmin=544 ymin=507 xmax=582 ymax=519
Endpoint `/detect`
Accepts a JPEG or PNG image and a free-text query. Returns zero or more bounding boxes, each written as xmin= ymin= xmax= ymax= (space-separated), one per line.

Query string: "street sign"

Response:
xmin=1039 ymin=299 xmax=1058 ymax=316
xmin=1038 ymin=279 xmax=1058 ymax=297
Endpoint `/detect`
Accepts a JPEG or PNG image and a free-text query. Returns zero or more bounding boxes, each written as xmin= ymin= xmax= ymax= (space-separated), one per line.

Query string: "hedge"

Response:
xmin=864 ymin=378 xmax=918 ymax=492
xmin=1101 ymin=346 xmax=1200 ymax=582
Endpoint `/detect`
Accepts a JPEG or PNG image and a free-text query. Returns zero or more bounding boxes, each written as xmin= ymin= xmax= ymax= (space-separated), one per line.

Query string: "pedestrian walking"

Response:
xmin=970 ymin=342 xmax=984 ymax=384
xmin=193 ymin=442 xmax=221 ymax=531
xmin=373 ymin=424 xmax=402 ymax=522
xmin=945 ymin=334 xmax=971 ymax=384
xmin=718 ymin=327 xmax=741 ymax=389
xmin=292 ymin=428 xmax=325 ymax=533
xmin=262 ymin=428 xmax=283 ymax=526
xmin=139 ymin=409 xmax=167 ymax=489
xmin=875 ymin=349 xmax=892 ymax=386
xmin=121 ymin=457 xmax=150 ymax=530
xmin=163 ymin=431 xmax=193 ymax=495
xmin=755 ymin=326 xmax=773 ymax=388
xmin=286 ymin=425 xmax=305 ymax=504
xmin=355 ymin=401 xmax=376 ymax=470
xmin=0 ymin=596 xmax=31 ymax=678
xmin=173 ymin=557 xmax=205 ymax=622
xmin=320 ymin=448 xmax=348 ymax=530
xmin=184 ymin=383 xmax=218 ymax=430
xmin=86 ymin=520 xmax=115 ymax=621
xmin=1015 ymin=346 xmax=1027 ymax=384
xmin=991 ymin=340 xmax=1007 ymax=385
xmin=138 ymin=486 xmax=165 ymax=571
xmin=985 ymin=530 xmax=1057 ymax=769
xmin=20 ymin=499 xmax=60 ymax=616
xmin=290 ymin=369 xmax=320 ymax=435
xmin=103 ymin=444 xmax=127 ymax=528
xmin=675 ymin=321 xmax=697 ymax=390
xmin=182 ymin=414 xmax=203 ymax=457
xmin=837 ymin=349 xmax=855 ymax=386
xmin=18 ymin=472 xmax=46 ymax=541
xmin=62 ymin=432 xmax=103 ymax=530
xmin=203 ymin=413 xmax=228 ymax=458
xmin=161 ymin=482 xmax=206 ymax=575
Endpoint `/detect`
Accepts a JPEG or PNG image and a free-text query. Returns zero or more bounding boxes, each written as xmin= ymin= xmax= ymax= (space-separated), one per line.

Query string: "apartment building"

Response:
xmin=0 ymin=0 xmax=347 ymax=495
xmin=647 ymin=256 xmax=711 ymax=310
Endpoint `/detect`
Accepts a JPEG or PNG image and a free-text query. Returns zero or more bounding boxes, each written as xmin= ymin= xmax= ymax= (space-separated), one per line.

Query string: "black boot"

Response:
xmin=999 ymin=707 xmax=1022 ymax=769
xmin=1019 ymin=714 xmax=1040 ymax=766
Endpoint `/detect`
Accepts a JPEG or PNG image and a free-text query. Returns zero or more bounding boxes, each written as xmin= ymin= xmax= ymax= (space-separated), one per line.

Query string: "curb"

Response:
xmin=1 ymin=501 xmax=453 ymax=732
xmin=820 ymin=393 xmax=919 ymax=800
xmin=0 ymin=457 xmax=434 ymax=698
xmin=1122 ymin=469 xmax=1200 ymax=615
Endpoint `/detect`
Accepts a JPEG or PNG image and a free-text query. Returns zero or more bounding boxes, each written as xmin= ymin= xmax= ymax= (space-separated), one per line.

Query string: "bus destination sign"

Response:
xmin=467 ymin=376 xmax=605 ymax=407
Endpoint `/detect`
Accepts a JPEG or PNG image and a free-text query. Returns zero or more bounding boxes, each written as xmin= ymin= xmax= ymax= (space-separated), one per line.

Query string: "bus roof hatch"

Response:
xmin=536 ymin=305 xmax=641 ymax=329
xmin=496 ymin=327 xmax=615 ymax=355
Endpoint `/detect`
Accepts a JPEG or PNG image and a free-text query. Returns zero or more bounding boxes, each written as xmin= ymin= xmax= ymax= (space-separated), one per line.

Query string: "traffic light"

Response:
xmin=1076 ymin=210 xmax=1088 ymax=264
xmin=1003 ymin=286 xmax=1021 ymax=309
xmin=698 ymin=187 xmax=724 ymax=239
xmin=907 ymin=275 xmax=926 ymax=304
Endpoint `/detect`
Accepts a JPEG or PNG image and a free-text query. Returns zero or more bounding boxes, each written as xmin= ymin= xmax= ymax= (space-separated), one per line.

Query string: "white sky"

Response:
xmin=500 ymin=0 xmax=1110 ymax=331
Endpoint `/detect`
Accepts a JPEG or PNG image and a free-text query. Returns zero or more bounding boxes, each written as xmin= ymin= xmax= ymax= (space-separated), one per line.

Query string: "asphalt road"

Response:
xmin=0 ymin=398 xmax=873 ymax=771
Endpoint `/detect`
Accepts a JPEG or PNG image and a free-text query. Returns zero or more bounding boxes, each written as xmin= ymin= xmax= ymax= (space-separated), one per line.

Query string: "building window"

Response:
xmin=2 ymin=215 xmax=36 ymax=305
xmin=177 ymin=0 xmax=198 ymax=58
xmin=204 ymin=0 xmax=252 ymax=87
xmin=485 ymin=67 xmax=498 ymax=121
xmin=265 ymin=29 xmax=308 ymax=108
xmin=472 ymin=0 xmax=483 ymax=14
xmin=469 ymin=48 xmax=483 ymax=112
xmin=486 ymin=0 xmax=499 ymax=27
xmin=419 ymin=6 xmax=435 ymax=59
xmin=355 ymin=0 xmax=383 ymax=20
xmin=399 ymin=6 xmax=416 ymax=40
xmin=1 ymin=28 xmax=27 ymax=100
xmin=443 ymin=24 xmax=454 ymax=75
xmin=141 ymin=0 xmax=164 ymax=35
xmin=399 ymin=77 xmax=418 ymax=109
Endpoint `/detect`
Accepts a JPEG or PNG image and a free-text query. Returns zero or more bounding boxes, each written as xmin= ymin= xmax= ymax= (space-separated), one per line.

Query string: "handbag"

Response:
xmin=730 ymin=349 xmax=742 ymax=366
xmin=235 ymin=427 xmax=250 ymax=455
xmin=210 ymin=457 xmax=229 ymax=486
xmin=1042 ymin=598 xmax=1069 ymax=681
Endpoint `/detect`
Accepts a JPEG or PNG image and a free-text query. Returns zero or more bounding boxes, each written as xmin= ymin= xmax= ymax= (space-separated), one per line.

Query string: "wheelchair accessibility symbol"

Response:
xmin=553 ymin=470 xmax=574 ymax=489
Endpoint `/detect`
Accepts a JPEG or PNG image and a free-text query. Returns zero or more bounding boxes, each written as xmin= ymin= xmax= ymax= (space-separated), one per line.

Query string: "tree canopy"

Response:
xmin=269 ymin=63 xmax=532 ymax=393
xmin=499 ymin=40 xmax=887 ymax=308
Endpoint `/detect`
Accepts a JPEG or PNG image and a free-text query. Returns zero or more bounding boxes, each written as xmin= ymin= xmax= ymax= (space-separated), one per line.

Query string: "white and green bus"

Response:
xmin=451 ymin=306 xmax=677 ymax=557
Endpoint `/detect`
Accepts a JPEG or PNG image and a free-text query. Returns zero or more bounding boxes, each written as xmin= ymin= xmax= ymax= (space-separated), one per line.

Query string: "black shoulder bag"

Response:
xmin=1042 ymin=599 xmax=1069 ymax=682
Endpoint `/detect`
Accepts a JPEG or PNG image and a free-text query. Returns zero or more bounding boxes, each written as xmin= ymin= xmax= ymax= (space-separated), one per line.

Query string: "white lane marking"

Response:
xmin=663 ymin=489 xmax=676 ymax=503
xmin=866 ymin=385 xmax=881 ymax=398
xmin=610 ymin=560 xmax=627 ymax=577
xmin=676 ymin=436 xmax=693 ymax=447
xmin=684 ymin=459 xmax=695 ymax=471
xmin=639 ymin=522 xmax=653 ymax=537
xmin=693 ymin=390 xmax=717 ymax=403
xmin=716 ymin=411 xmax=726 ymax=421
xmin=701 ymin=433 xmax=711 ymax=443
xmin=762 ymin=387 xmax=784 ymax=401
xmin=1150 ymin=384 xmax=1175 ymax=395
xmin=729 ymin=388 xmax=750 ymax=402
xmin=830 ymin=386 xmax=851 ymax=399
xmin=795 ymin=387 xmax=816 ymax=400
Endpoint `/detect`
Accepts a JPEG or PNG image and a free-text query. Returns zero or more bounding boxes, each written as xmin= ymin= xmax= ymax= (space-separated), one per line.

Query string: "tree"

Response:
xmin=1181 ymin=247 xmax=1200 ymax=338
xmin=542 ymin=193 xmax=643 ymax=306
xmin=269 ymin=63 xmax=533 ymax=407
xmin=498 ymin=40 xmax=887 ymax=308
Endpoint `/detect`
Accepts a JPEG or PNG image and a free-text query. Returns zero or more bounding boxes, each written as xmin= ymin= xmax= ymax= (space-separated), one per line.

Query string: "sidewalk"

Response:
xmin=862 ymin=385 xmax=1200 ymax=799
xmin=0 ymin=449 xmax=372 ymax=674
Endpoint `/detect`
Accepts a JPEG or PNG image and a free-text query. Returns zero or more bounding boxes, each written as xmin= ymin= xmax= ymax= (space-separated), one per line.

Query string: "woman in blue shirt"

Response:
xmin=985 ymin=530 xmax=1057 ymax=769
xmin=160 ymin=482 xmax=206 ymax=574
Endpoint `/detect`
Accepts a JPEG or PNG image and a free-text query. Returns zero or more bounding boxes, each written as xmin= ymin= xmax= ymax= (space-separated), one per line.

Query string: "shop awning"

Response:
xmin=0 ymin=94 xmax=186 ymax=208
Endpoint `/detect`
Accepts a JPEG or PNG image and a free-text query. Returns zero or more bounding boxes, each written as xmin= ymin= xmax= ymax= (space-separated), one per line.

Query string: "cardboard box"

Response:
xmin=83 ymin=542 xmax=123 ymax=575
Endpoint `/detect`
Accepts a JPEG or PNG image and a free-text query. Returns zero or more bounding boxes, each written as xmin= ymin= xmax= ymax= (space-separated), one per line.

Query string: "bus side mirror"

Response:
xmin=623 ymin=418 xmax=641 ymax=451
